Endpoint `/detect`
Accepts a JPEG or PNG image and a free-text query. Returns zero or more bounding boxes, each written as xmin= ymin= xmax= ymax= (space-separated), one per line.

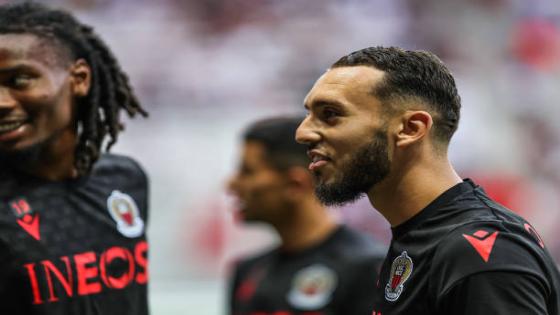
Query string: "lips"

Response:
xmin=307 ymin=150 xmax=331 ymax=171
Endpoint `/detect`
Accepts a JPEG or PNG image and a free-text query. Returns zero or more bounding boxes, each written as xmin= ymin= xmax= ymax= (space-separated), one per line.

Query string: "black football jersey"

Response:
xmin=229 ymin=225 xmax=386 ymax=315
xmin=0 ymin=154 xmax=149 ymax=315
xmin=371 ymin=179 xmax=560 ymax=315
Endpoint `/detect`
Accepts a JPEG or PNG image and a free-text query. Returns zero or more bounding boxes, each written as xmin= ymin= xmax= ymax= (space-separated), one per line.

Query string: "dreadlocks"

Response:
xmin=0 ymin=2 xmax=148 ymax=176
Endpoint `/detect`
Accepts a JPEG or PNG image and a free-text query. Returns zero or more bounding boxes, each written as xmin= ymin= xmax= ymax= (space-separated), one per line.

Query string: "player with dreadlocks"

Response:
xmin=0 ymin=3 xmax=150 ymax=314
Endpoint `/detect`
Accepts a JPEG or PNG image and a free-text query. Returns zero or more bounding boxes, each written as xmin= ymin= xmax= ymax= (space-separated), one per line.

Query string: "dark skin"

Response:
xmin=0 ymin=33 xmax=91 ymax=181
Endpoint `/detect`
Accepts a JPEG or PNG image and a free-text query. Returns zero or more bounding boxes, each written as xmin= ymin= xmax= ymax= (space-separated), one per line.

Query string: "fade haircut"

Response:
xmin=244 ymin=116 xmax=308 ymax=171
xmin=0 ymin=2 xmax=147 ymax=175
xmin=332 ymin=46 xmax=461 ymax=145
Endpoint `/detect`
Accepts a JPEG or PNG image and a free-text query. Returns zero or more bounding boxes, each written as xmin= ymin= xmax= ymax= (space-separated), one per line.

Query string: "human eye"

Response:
xmin=321 ymin=107 xmax=340 ymax=124
xmin=10 ymin=74 xmax=34 ymax=89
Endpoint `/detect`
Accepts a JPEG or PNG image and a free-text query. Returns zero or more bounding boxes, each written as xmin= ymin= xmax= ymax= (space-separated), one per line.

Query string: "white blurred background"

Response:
xmin=3 ymin=0 xmax=560 ymax=314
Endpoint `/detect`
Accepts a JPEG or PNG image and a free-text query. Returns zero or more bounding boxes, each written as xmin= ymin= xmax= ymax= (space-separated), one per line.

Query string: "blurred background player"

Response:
xmin=227 ymin=116 xmax=386 ymax=315
xmin=0 ymin=3 xmax=149 ymax=314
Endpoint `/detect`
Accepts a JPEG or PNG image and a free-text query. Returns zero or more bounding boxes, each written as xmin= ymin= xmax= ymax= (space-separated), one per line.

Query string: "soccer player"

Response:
xmin=228 ymin=116 xmax=386 ymax=315
xmin=296 ymin=46 xmax=560 ymax=314
xmin=0 ymin=3 xmax=149 ymax=314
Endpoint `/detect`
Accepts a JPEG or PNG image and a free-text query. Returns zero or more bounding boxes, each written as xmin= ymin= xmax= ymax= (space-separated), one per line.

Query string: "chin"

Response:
xmin=313 ymin=170 xmax=327 ymax=182
xmin=315 ymin=173 xmax=337 ymax=186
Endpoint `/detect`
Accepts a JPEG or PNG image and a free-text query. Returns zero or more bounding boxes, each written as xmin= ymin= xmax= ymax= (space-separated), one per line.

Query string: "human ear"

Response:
xmin=395 ymin=111 xmax=433 ymax=148
xmin=70 ymin=59 xmax=91 ymax=97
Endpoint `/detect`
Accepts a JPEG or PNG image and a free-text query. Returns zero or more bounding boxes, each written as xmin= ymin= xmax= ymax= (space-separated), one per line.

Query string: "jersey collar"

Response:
xmin=391 ymin=179 xmax=477 ymax=239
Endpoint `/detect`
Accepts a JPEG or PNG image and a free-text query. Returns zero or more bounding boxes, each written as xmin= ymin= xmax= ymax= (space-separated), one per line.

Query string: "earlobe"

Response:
xmin=396 ymin=111 xmax=433 ymax=148
xmin=70 ymin=59 xmax=91 ymax=97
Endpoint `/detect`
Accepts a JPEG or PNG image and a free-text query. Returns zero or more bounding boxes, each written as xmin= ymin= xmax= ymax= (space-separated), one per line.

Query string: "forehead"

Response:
xmin=304 ymin=65 xmax=385 ymax=111
xmin=242 ymin=141 xmax=267 ymax=164
xmin=0 ymin=33 xmax=69 ymax=69
xmin=242 ymin=140 xmax=280 ymax=170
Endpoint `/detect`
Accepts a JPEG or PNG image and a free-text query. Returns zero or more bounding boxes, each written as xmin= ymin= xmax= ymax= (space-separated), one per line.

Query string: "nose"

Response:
xmin=295 ymin=116 xmax=321 ymax=145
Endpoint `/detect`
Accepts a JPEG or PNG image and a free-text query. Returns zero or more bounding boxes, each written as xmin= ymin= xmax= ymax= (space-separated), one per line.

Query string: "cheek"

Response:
xmin=30 ymin=84 xmax=74 ymax=130
xmin=249 ymin=179 xmax=282 ymax=203
xmin=331 ymin=122 xmax=377 ymax=158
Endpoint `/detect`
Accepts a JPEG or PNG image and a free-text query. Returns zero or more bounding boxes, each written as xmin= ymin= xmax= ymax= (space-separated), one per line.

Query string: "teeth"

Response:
xmin=313 ymin=155 xmax=325 ymax=163
xmin=0 ymin=121 xmax=24 ymax=133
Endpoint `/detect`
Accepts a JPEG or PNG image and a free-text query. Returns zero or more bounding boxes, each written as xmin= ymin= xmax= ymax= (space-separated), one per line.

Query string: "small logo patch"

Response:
xmin=463 ymin=230 xmax=499 ymax=262
xmin=287 ymin=264 xmax=337 ymax=310
xmin=385 ymin=251 xmax=413 ymax=302
xmin=107 ymin=190 xmax=144 ymax=238
xmin=10 ymin=198 xmax=41 ymax=241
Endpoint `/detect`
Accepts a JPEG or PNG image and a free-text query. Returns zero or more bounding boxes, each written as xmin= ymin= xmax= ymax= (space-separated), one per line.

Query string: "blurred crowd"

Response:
xmin=2 ymin=0 xmax=559 ymax=312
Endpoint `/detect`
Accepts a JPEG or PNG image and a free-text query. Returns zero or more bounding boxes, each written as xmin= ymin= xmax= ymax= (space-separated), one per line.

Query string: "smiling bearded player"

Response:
xmin=296 ymin=46 xmax=560 ymax=314
xmin=0 ymin=3 xmax=149 ymax=314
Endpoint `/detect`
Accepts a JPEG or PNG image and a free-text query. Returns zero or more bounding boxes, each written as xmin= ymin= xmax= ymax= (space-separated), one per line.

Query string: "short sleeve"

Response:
xmin=438 ymin=271 xmax=548 ymax=314
xmin=430 ymin=222 xmax=552 ymax=312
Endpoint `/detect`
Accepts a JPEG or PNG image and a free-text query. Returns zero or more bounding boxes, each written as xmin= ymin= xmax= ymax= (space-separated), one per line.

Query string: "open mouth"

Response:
xmin=308 ymin=150 xmax=331 ymax=171
xmin=0 ymin=120 xmax=26 ymax=134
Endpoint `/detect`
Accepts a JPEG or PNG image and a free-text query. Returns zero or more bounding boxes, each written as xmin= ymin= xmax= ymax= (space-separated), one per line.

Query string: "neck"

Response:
xmin=367 ymin=153 xmax=461 ymax=227
xmin=15 ymin=130 xmax=78 ymax=181
xmin=274 ymin=196 xmax=338 ymax=252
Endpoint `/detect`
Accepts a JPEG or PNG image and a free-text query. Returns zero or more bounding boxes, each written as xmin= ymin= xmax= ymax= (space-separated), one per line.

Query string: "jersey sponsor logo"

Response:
xmin=107 ymin=190 xmax=144 ymax=238
xmin=23 ymin=240 xmax=148 ymax=305
xmin=524 ymin=223 xmax=545 ymax=249
xmin=462 ymin=230 xmax=499 ymax=262
xmin=385 ymin=251 xmax=413 ymax=302
xmin=10 ymin=198 xmax=41 ymax=241
xmin=287 ymin=264 xmax=337 ymax=310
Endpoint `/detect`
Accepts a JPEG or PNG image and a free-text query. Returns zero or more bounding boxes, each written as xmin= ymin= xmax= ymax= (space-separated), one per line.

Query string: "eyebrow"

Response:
xmin=304 ymin=99 xmax=345 ymax=111
xmin=0 ymin=64 xmax=36 ymax=75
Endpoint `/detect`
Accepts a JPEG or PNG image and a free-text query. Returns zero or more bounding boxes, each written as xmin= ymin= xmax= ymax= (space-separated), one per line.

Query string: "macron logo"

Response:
xmin=462 ymin=230 xmax=499 ymax=263
xmin=10 ymin=198 xmax=41 ymax=241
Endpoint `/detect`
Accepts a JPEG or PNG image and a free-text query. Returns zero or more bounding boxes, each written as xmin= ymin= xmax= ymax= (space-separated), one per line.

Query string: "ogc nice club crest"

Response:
xmin=385 ymin=251 xmax=413 ymax=302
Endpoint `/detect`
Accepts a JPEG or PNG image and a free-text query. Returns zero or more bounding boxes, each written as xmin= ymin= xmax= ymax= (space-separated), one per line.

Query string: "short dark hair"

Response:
xmin=244 ymin=116 xmax=308 ymax=171
xmin=0 ymin=2 xmax=147 ymax=176
xmin=332 ymin=46 xmax=461 ymax=145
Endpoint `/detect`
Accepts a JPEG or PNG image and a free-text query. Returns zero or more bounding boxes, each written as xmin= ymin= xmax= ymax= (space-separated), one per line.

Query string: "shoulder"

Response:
xmin=233 ymin=248 xmax=277 ymax=271
xmin=91 ymin=154 xmax=148 ymax=187
xmin=332 ymin=226 xmax=386 ymax=256
xmin=90 ymin=154 xmax=149 ymax=218
xmin=231 ymin=248 xmax=277 ymax=281
xmin=328 ymin=226 xmax=387 ymax=270
xmin=431 ymin=217 xmax=551 ymax=294
xmin=93 ymin=153 xmax=147 ymax=178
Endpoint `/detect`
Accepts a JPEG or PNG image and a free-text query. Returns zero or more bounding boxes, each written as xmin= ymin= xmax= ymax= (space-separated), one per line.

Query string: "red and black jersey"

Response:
xmin=371 ymin=179 xmax=560 ymax=315
xmin=0 ymin=154 xmax=149 ymax=315
xmin=229 ymin=225 xmax=386 ymax=315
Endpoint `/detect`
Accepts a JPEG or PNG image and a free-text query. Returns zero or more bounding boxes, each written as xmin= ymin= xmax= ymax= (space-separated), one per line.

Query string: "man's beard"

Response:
xmin=314 ymin=130 xmax=391 ymax=206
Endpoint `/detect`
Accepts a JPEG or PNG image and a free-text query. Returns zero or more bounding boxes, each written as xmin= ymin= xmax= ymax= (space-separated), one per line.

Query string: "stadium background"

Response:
xmin=2 ymin=0 xmax=560 ymax=314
